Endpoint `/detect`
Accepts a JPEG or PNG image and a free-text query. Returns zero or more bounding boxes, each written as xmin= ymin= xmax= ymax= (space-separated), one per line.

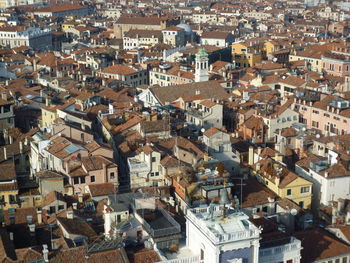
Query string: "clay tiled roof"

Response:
xmin=116 ymin=16 xmax=162 ymax=26
xmin=201 ymin=31 xmax=230 ymax=39
xmin=57 ymin=217 xmax=96 ymax=238
xmin=49 ymin=245 xmax=128 ymax=262
xmin=34 ymin=3 xmax=87 ymax=13
xmin=294 ymin=229 xmax=350 ymax=263
xmin=0 ymin=162 xmax=16 ymax=181
xmin=42 ymin=191 xmax=66 ymax=207
xmin=328 ymin=225 xmax=350 ymax=243
xmin=203 ymin=127 xmax=221 ymax=137
xmin=240 ymin=178 xmax=278 ymax=208
xmin=160 ymin=155 xmax=179 ymax=167
xmin=88 ymin=183 xmax=116 ymax=197
xmin=243 ymin=115 xmax=264 ymax=130
xmin=140 ymin=119 xmax=170 ymax=133
xmin=149 ymin=80 xmax=228 ymax=105
xmin=81 ymin=156 xmax=117 ymax=171
xmin=100 ymin=64 xmax=138 ymax=75
xmin=128 ymin=248 xmax=161 ymax=263
xmin=281 ymin=127 xmax=297 ymax=137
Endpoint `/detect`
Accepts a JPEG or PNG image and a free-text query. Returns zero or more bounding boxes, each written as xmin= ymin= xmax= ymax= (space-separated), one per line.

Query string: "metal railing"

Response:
xmin=259 ymin=238 xmax=301 ymax=262
xmin=134 ymin=209 xmax=181 ymax=238
xmin=186 ymin=207 xmax=260 ymax=244
xmin=156 ymin=255 xmax=203 ymax=263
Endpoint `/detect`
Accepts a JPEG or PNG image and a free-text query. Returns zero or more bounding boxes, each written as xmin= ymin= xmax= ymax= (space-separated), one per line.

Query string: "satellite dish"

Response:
xmin=316 ymin=134 xmax=321 ymax=139
xmin=291 ymin=208 xmax=298 ymax=216
xmin=302 ymin=127 xmax=306 ymax=132
xmin=201 ymin=128 xmax=205 ymax=133
xmin=273 ymin=57 xmax=278 ymax=62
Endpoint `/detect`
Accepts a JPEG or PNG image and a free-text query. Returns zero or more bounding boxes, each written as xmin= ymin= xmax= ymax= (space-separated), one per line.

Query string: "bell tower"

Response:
xmin=195 ymin=48 xmax=209 ymax=82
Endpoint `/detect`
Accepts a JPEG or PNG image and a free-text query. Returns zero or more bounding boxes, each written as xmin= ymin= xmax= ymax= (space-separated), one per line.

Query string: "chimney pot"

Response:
xmin=37 ymin=209 xmax=42 ymax=224
xmin=78 ymin=193 xmax=83 ymax=203
xmin=3 ymin=147 xmax=7 ymax=160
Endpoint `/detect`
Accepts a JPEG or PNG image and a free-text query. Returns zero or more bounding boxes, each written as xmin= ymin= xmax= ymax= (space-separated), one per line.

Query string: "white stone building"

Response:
xmin=186 ymin=205 xmax=261 ymax=263
xmin=0 ymin=26 xmax=52 ymax=50
xmin=186 ymin=99 xmax=223 ymax=129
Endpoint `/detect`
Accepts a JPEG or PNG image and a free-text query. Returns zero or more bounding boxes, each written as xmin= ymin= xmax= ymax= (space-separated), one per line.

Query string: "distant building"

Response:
xmin=123 ymin=29 xmax=163 ymax=50
xmin=0 ymin=26 xmax=52 ymax=50
xmin=97 ymin=64 xmax=148 ymax=88
xmin=32 ymin=4 xmax=90 ymax=17
xmin=113 ymin=16 xmax=180 ymax=39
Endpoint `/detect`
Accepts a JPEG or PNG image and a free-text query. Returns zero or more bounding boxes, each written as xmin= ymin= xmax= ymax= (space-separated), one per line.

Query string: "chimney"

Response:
xmin=45 ymin=97 xmax=49 ymax=107
xmin=3 ymin=147 xmax=7 ymax=160
xmin=33 ymin=58 xmax=37 ymax=71
xmin=102 ymin=162 xmax=107 ymax=182
xmin=9 ymin=232 xmax=13 ymax=241
xmin=248 ymin=146 xmax=254 ymax=166
xmin=9 ymin=136 xmax=13 ymax=144
xmin=325 ymin=172 xmax=329 ymax=178
xmin=19 ymin=141 xmax=23 ymax=154
xmin=72 ymin=203 xmax=78 ymax=210
xmin=37 ymin=209 xmax=42 ymax=224
xmin=28 ymin=224 xmax=36 ymax=235
xmin=257 ymin=147 xmax=262 ymax=156
xmin=1 ymin=92 xmax=7 ymax=101
xmin=78 ymin=193 xmax=83 ymax=203
xmin=42 ymin=244 xmax=49 ymax=263
xmin=81 ymin=123 xmax=85 ymax=131
xmin=66 ymin=210 xmax=74 ymax=219
xmin=65 ymin=162 xmax=70 ymax=174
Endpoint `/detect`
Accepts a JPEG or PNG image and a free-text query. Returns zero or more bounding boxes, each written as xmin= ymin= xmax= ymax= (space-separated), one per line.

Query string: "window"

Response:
xmin=287 ymin=189 xmax=292 ymax=196
xmin=110 ymin=172 xmax=115 ymax=179
xmin=152 ymin=157 xmax=156 ymax=162
xmin=58 ymin=205 xmax=64 ymax=211
xmin=49 ymin=206 xmax=56 ymax=214
xmin=299 ymin=201 xmax=304 ymax=208
xmin=91 ymin=176 xmax=95 ymax=183
xmin=80 ymin=177 xmax=85 ymax=184
xmin=301 ymin=186 xmax=310 ymax=193
xmin=73 ymin=177 xmax=79 ymax=185
xmin=9 ymin=216 xmax=15 ymax=225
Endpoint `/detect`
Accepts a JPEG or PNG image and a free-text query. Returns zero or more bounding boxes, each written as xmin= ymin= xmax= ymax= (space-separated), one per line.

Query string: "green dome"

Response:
xmin=196 ymin=48 xmax=208 ymax=57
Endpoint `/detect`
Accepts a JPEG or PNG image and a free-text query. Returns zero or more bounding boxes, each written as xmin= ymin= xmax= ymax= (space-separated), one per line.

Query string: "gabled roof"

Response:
xmin=149 ymin=81 xmax=228 ymax=106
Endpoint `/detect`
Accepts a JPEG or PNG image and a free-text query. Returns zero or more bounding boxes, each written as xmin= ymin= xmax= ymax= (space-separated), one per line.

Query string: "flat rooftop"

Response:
xmin=186 ymin=205 xmax=260 ymax=244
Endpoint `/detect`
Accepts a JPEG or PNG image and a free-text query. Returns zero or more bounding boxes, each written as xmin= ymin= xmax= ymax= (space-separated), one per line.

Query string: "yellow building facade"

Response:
xmin=232 ymin=42 xmax=264 ymax=69
xmin=41 ymin=107 xmax=57 ymax=128
xmin=252 ymin=159 xmax=313 ymax=209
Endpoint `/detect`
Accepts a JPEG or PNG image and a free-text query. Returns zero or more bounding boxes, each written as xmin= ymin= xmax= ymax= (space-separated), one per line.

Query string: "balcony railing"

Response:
xmin=186 ymin=207 xmax=260 ymax=245
xmin=134 ymin=208 xmax=181 ymax=238
xmin=186 ymin=108 xmax=211 ymax=119
xmin=259 ymin=238 xmax=301 ymax=263
xmin=156 ymin=255 xmax=203 ymax=263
